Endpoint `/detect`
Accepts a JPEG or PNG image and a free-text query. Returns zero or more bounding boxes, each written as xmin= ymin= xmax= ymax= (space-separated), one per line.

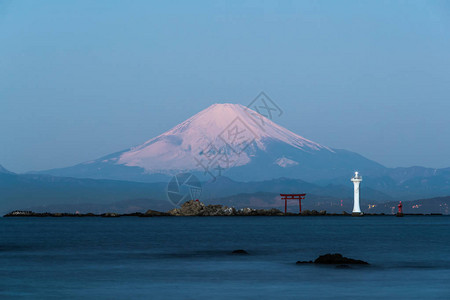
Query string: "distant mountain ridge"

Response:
xmin=1 ymin=171 xmax=387 ymax=214
xmin=0 ymin=165 xmax=14 ymax=175
xmin=0 ymin=171 xmax=169 ymax=214
xmin=35 ymin=103 xmax=386 ymax=182
xmin=8 ymin=175 xmax=449 ymax=215
xmin=30 ymin=103 xmax=449 ymax=199
xmin=3 ymin=167 xmax=447 ymax=214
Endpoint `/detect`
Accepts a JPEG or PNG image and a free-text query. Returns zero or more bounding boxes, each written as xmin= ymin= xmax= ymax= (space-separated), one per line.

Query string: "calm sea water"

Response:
xmin=0 ymin=216 xmax=449 ymax=299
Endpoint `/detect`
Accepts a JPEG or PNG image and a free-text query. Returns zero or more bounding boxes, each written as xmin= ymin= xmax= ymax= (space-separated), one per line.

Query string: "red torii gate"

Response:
xmin=280 ymin=194 xmax=306 ymax=214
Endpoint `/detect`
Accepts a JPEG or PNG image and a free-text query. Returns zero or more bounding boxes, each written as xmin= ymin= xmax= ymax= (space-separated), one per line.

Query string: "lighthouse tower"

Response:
xmin=351 ymin=171 xmax=363 ymax=216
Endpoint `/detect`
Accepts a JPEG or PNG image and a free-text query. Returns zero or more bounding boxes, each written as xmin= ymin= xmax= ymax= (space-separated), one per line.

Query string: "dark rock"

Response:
xmin=4 ymin=210 xmax=35 ymax=217
xmin=300 ymin=210 xmax=325 ymax=216
xmin=167 ymin=200 xmax=285 ymax=216
xmin=123 ymin=212 xmax=144 ymax=217
xmin=144 ymin=209 xmax=170 ymax=216
xmin=167 ymin=208 xmax=181 ymax=216
xmin=232 ymin=249 xmax=249 ymax=255
xmin=203 ymin=204 xmax=235 ymax=216
xmin=167 ymin=200 xmax=236 ymax=216
xmin=3 ymin=211 xmax=60 ymax=217
xmin=314 ymin=253 xmax=369 ymax=265
xmin=101 ymin=212 xmax=120 ymax=217
xmin=296 ymin=253 xmax=369 ymax=265
xmin=296 ymin=260 xmax=313 ymax=264
xmin=5 ymin=211 xmax=104 ymax=217
xmin=236 ymin=207 xmax=283 ymax=216
xmin=237 ymin=207 xmax=257 ymax=216
xmin=179 ymin=200 xmax=205 ymax=216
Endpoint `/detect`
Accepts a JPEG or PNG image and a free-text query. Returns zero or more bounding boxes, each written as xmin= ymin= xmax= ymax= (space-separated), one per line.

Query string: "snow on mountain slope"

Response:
xmin=275 ymin=157 xmax=299 ymax=168
xmin=115 ymin=103 xmax=332 ymax=172
xmin=37 ymin=103 xmax=387 ymax=182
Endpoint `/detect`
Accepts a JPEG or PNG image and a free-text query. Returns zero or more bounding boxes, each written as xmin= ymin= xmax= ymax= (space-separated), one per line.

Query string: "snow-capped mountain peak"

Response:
xmin=38 ymin=102 xmax=387 ymax=182
xmin=115 ymin=103 xmax=331 ymax=172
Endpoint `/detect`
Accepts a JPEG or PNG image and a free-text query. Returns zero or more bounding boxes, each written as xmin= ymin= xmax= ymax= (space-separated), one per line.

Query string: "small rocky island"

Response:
xmin=3 ymin=199 xmax=440 ymax=217
xmin=4 ymin=200 xmax=328 ymax=217
xmin=296 ymin=253 xmax=369 ymax=265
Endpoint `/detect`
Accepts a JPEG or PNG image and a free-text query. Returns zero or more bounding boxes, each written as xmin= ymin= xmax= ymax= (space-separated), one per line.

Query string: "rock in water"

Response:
xmin=167 ymin=200 xmax=285 ymax=216
xmin=296 ymin=253 xmax=369 ymax=265
xmin=101 ymin=212 xmax=120 ymax=217
xmin=232 ymin=249 xmax=249 ymax=255
xmin=144 ymin=209 xmax=170 ymax=216
xmin=167 ymin=208 xmax=182 ymax=216
xmin=180 ymin=200 xmax=205 ymax=216
xmin=167 ymin=200 xmax=237 ymax=216
xmin=295 ymin=260 xmax=313 ymax=264
xmin=314 ymin=253 xmax=369 ymax=265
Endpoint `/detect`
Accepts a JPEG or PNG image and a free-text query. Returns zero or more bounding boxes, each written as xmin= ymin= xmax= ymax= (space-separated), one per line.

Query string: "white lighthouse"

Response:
xmin=351 ymin=171 xmax=363 ymax=216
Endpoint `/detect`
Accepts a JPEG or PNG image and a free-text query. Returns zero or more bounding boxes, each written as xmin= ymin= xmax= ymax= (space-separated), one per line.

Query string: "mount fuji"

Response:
xmin=37 ymin=103 xmax=386 ymax=182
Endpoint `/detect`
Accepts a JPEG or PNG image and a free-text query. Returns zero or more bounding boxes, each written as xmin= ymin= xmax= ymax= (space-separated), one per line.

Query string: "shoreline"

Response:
xmin=3 ymin=211 xmax=444 ymax=218
xmin=4 ymin=200 xmax=445 ymax=218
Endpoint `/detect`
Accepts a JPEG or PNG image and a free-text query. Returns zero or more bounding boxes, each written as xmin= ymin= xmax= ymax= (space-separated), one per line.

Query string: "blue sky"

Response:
xmin=1 ymin=0 xmax=449 ymax=172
